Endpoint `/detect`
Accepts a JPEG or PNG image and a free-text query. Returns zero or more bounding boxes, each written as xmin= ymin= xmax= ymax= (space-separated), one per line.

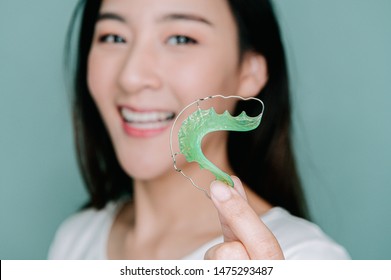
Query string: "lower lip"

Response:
xmin=122 ymin=121 xmax=171 ymax=138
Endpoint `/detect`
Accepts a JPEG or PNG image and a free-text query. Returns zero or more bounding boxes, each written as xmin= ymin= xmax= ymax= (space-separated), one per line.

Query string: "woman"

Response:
xmin=49 ymin=0 xmax=349 ymax=259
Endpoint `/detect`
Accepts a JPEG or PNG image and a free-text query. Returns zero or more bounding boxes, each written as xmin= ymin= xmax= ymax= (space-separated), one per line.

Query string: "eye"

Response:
xmin=99 ymin=34 xmax=126 ymax=44
xmin=167 ymin=35 xmax=197 ymax=45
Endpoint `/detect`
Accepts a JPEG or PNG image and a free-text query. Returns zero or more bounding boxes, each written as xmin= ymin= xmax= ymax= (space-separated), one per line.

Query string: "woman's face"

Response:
xmin=88 ymin=0 xmax=255 ymax=180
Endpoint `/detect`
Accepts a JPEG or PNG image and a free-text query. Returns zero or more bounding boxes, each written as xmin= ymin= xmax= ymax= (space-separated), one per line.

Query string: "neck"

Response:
xmin=131 ymin=167 xmax=221 ymax=241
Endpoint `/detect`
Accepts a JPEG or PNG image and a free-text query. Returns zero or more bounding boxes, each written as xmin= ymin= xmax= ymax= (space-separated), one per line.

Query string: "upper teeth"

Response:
xmin=121 ymin=107 xmax=175 ymax=123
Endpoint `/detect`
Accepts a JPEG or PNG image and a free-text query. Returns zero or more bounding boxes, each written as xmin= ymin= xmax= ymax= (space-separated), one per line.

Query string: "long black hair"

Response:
xmin=67 ymin=0 xmax=308 ymax=218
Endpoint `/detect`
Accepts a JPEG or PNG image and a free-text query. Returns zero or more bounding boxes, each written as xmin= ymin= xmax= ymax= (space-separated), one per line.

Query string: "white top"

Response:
xmin=48 ymin=201 xmax=350 ymax=260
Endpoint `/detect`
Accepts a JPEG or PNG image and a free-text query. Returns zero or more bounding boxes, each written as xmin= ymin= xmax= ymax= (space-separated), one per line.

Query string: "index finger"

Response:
xmin=210 ymin=176 xmax=284 ymax=259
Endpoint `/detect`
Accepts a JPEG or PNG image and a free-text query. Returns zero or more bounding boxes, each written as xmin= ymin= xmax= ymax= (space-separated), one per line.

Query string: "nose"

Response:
xmin=118 ymin=42 xmax=162 ymax=94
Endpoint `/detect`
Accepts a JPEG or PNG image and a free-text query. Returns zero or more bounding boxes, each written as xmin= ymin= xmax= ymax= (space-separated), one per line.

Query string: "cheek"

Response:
xmin=87 ymin=49 xmax=122 ymax=101
xmin=87 ymin=52 xmax=105 ymax=101
xmin=86 ymin=51 xmax=118 ymax=135
xmin=168 ymin=53 xmax=241 ymax=102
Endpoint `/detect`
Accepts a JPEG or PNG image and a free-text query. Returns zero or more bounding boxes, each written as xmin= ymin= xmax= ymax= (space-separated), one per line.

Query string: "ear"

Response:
xmin=237 ymin=52 xmax=268 ymax=98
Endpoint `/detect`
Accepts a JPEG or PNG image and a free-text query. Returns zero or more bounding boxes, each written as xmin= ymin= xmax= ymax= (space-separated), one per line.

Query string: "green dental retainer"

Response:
xmin=169 ymin=95 xmax=264 ymax=197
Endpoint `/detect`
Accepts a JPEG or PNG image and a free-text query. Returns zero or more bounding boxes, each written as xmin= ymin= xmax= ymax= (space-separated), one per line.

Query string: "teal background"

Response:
xmin=1 ymin=0 xmax=390 ymax=259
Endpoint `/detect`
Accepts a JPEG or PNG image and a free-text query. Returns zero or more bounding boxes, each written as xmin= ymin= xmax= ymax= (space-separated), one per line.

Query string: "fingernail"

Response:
xmin=210 ymin=181 xmax=232 ymax=202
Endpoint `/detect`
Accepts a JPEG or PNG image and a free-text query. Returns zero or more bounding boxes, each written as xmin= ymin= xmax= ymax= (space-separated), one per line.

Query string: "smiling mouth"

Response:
xmin=120 ymin=107 xmax=175 ymax=130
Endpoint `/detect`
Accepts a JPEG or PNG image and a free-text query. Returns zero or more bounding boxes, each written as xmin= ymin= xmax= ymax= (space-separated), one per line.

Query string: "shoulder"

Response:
xmin=48 ymin=201 xmax=122 ymax=259
xmin=262 ymin=207 xmax=350 ymax=259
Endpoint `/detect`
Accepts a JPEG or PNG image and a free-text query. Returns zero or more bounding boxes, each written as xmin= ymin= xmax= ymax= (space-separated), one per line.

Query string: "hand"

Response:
xmin=204 ymin=176 xmax=284 ymax=259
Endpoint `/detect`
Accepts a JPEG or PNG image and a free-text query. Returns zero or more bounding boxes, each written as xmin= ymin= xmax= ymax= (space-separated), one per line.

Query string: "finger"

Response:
xmin=209 ymin=176 xmax=247 ymax=242
xmin=231 ymin=176 xmax=247 ymax=199
xmin=210 ymin=176 xmax=284 ymax=259
xmin=204 ymin=241 xmax=250 ymax=260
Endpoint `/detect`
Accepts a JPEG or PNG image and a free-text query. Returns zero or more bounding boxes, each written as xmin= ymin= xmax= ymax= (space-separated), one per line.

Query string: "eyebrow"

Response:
xmin=97 ymin=12 xmax=126 ymax=23
xmin=96 ymin=12 xmax=213 ymax=27
xmin=158 ymin=13 xmax=213 ymax=27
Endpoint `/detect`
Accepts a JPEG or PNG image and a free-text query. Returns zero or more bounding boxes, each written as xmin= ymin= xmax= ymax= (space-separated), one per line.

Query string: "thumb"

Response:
xmin=210 ymin=176 xmax=284 ymax=259
xmin=209 ymin=176 xmax=247 ymax=242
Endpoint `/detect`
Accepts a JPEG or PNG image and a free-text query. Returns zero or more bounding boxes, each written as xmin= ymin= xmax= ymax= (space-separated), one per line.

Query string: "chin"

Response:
xmin=120 ymin=159 xmax=173 ymax=182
